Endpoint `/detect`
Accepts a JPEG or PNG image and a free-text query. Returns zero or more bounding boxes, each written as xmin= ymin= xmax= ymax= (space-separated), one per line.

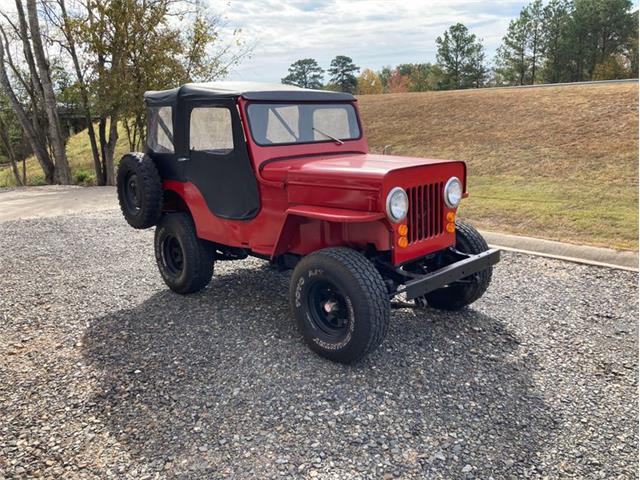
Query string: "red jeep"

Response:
xmin=116 ymin=82 xmax=499 ymax=363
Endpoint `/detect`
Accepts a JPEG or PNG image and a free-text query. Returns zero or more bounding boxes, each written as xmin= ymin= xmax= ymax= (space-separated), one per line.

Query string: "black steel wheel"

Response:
xmin=154 ymin=213 xmax=214 ymax=294
xmin=160 ymin=234 xmax=185 ymax=276
xmin=290 ymin=247 xmax=390 ymax=364
xmin=117 ymin=152 xmax=163 ymax=229
xmin=122 ymin=172 xmax=141 ymax=213
xmin=306 ymin=279 xmax=351 ymax=341
xmin=420 ymin=220 xmax=493 ymax=311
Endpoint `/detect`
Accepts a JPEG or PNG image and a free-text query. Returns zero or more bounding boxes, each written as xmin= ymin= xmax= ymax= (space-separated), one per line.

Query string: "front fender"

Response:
xmin=271 ymin=205 xmax=389 ymax=259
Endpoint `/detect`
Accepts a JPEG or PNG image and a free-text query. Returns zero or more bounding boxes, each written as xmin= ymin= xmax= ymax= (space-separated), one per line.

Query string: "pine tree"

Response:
xmin=527 ymin=0 xmax=545 ymax=84
xmin=542 ymin=0 xmax=573 ymax=83
xmin=435 ymin=23 xmax=486 ymax=89
xmin=466 ymin=43 xmax=489 ymax=88
xmin=281 ymin=59 xmax=324 ymax=89
xmin=328 ymin=56 xmax=359 ymax=93
xmin=495 ymin=13 xmax=531 ymax=85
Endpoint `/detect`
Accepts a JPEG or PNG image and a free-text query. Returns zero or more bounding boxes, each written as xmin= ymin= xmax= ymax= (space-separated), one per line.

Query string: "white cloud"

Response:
xmin=0 ymin=0 xmax=14 ymax=13
xmin=218 ymin=0 xmax=530 ymax=81
xmin=2 ymin=0 xmax=637 ymax=83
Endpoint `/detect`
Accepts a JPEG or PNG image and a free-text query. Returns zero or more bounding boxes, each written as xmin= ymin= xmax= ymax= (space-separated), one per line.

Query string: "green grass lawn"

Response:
xmin=0 ymin=123 xmax=129 ymax=187
xmin=460 ymin=175 xmax=638 ymax=250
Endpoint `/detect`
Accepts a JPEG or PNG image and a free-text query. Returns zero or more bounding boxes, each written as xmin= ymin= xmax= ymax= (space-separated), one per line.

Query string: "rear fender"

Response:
xmin=271 ymin=205 xmax=391 ymax=259
xmin=162 ymin=180 xmax=193 ymax=216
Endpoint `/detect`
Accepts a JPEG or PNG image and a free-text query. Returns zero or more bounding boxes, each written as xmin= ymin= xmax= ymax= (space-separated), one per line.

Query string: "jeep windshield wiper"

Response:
xmin=313 ymin=127 xmax=344 ymax=145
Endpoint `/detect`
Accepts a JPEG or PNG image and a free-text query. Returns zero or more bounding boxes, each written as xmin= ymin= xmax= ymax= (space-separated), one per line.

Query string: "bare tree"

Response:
xmin=0 ymin=32 xmax=55 ymax=183
xmin=0 ymin=113 xmax=23 ymax=185
xmin=26 ymin=0 xmax=71 ymax=184
xmin=48 ymin=0 xmax=104 ymax=184
xmin=1 ymin=0 xmax=249 ymax=186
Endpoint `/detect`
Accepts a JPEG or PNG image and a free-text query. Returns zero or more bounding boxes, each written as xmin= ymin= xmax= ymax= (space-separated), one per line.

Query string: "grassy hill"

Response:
xmin=1 ymin=82 xmax=637 ymax=249
xmin=359 ymin=82 xmax=638 ymax=250
xmin=0 ymin=123 xmax=130 ymax=187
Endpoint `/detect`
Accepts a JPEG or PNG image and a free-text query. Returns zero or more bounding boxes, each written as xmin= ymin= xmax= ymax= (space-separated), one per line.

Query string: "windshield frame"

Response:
xmin=244 ymin=101 xmax=363 ymax=147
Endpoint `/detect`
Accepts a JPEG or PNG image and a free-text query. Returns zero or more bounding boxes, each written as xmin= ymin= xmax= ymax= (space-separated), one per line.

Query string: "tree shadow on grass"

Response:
xmin=82 ymin=264 xmax=558 ymax=479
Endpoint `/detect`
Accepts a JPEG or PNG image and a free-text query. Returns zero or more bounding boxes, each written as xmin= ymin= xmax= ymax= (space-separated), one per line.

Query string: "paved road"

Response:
xmin=0 ymin=210 xmax=637 ymax=479
xmin=0 ymin=186 xmax=116 ymax=222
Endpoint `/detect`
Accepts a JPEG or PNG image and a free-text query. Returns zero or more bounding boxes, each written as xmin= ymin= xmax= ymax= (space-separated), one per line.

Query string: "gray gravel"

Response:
xmin=0 ymin=210 xmax=637 ymax=479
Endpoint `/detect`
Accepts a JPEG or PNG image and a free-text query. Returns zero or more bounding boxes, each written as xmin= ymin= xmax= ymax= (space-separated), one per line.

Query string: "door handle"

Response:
xmin=177 ymin=157 xmax=190 ymax=162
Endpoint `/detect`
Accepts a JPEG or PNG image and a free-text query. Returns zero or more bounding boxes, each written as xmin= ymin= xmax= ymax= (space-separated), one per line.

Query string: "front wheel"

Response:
xmin=421 ymin=220 xmax=493 ymax=311
xmin=154 ymin=213 xmax=214 ymax=294
xmin=290 ymin=247 xmax=390 ymax=364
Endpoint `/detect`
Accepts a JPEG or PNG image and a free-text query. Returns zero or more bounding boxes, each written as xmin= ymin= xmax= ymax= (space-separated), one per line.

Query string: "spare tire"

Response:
xmin=116 ymin=152 xmax=163 ymax=229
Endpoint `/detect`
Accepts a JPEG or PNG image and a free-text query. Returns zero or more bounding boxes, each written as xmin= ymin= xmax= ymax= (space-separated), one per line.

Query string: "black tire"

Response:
xmin=154 ymin=213 xmax=214 ymax=294
xmin=117 ymin=152 xmax=163 ymax=229
xmin=290 ymin=247 xmax=390 ymax=364
xmin=423 ymin=220 xmax=493 ymax=311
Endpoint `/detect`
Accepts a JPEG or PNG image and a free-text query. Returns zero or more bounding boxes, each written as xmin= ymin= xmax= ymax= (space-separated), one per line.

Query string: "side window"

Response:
xmin=190 ymin=107 xmax=234 ymax=154
xmin=147 ymin=106 xmax=174 ymax=153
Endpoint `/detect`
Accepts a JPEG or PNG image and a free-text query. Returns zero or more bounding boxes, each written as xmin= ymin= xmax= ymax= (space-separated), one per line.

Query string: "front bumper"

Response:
xmin=402 ymin=249 xmax=500 ymax=300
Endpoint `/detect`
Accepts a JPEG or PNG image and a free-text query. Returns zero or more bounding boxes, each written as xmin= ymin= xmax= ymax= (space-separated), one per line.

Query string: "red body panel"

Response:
xmin=163 ymin=97 xmax=467 ymax=265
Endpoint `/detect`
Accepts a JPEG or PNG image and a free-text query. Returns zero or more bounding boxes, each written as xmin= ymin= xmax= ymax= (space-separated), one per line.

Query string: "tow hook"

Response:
xmin=414 ymin=296 xmax=429 ymax=309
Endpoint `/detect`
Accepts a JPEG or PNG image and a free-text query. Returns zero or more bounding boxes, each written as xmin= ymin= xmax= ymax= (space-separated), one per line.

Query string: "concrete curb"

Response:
xmin=480 ymin=230 xmax=639 ymax=272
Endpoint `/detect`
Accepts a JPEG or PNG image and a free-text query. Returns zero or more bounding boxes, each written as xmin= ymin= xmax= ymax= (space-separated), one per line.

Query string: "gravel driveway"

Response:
xmin=0 ymin=210 xmax=637 ymax=479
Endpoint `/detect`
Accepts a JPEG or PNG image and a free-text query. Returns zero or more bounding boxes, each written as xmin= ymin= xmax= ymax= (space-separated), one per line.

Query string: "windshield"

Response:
xmin=246 ymin=103 xmax=361 ymax=146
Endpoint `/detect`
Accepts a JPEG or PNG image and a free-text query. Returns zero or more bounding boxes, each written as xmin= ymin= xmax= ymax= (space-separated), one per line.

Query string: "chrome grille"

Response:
xmin=407 ymin=182 xmax=444 ymax=244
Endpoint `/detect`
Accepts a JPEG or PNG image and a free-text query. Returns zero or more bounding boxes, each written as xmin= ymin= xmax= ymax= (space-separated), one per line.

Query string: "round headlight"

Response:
xmin=386 ymin=187 xmax=408 ymax=223
xmin=444 ymin=177 xmax=463 ymax=208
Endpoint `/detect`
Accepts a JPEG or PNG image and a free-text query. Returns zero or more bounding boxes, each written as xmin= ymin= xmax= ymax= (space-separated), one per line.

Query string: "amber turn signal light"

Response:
xmin=397 ymin=236 xmax=408 ymax=248
xmin=398 ymin=224 xmax=408 ymax=236
xmin=446 ymin=211 xmax=456 ymax=222
xmin=446 ymin=222 xmax=456 ymax=233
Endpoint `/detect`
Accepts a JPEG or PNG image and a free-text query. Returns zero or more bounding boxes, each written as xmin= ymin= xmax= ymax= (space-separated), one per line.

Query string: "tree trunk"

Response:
xmin=123 ymin=119 xmax=134 ymax=151
xmin=14 ymin=0 xmax=49 ymax=150
xmin=26 ymin=0 xmax=72 ymax=184
xmin=86 ymin=120 xmax=103 ymax=184
xmin=531 ymin=35 xmax=537 ymax=85
xmin=14 ymin=0 xmax=45 ymax=109
xmin=135 ymin=114 xmax=145 ymax=149
xmin=57 ymin=0 xmax=104 ymax=185
xmin=0 ymin=116 xmax=23 ymax=186
xmin=98 ymin=115 xmax=118 ymax=185
xmin=105 ymin=115 xmax=118 ymax=185
xmin=98 ymin=117 xmax=108 ymax=183
xmin=0 ymin=35 xmax=55 ymax=183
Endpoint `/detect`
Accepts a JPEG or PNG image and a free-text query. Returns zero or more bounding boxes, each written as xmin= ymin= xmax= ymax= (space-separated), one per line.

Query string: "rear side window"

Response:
xmin=147 ymin=106 xmax=174 ymax=153
xmin=190 ymin=107 xmax=234 ymax=154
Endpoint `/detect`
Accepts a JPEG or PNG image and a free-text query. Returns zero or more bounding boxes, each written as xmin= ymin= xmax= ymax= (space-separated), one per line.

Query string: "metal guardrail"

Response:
xmin=482 ymin=78 xmax=638 ymax=91
xmin=357 ymin=78 xmax=638 ymax=96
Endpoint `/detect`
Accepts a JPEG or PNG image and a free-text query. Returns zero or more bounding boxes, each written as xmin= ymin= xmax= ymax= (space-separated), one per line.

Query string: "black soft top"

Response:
xmin=144 ymin=81 xmax=355 ymax=106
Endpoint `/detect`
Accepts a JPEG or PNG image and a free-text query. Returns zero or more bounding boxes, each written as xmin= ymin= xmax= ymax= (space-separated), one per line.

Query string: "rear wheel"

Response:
xmin=154 ymin=213 xmax=214 ymax=294
xmin=117 ymin=152 xmax=163 ymax=229
xmin=290 ymin=247 xmax=390 ymax=363
xmin=420 ymin=220 xmax=493 ymax=311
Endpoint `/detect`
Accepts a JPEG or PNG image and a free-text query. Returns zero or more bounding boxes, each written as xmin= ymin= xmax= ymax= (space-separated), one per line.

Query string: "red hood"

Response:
xmin=261 ymin=153 xmax=463 ymax=190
